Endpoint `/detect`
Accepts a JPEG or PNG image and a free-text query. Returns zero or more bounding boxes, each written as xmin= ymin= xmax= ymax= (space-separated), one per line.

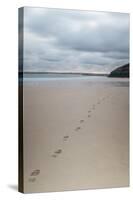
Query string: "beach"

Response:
xmin=23 ymin=77 xmax=129 ymax=193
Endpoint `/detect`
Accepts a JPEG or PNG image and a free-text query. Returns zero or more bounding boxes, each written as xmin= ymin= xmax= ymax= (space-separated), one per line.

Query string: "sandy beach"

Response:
xmin=23 ymin=78 xmax=129 ymax=193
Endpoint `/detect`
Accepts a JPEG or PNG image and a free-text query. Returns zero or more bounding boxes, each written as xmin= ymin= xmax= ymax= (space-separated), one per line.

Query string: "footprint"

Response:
xmin=30 ymin=169 xmax=40 ymax=176
xmin=63 ymin=135 xmax=69 ymax=141
xmin=80 ymin=119 xmax=84 ymax=123
xmin=75 ymin=127 xmax=81 ymax=131
xmin=88 ymin=110 xmax=91 ymax=113
xmin=51 ymin=154 xmax=57 ymax=158
xmin=54 ymin=149 xmax=62 ymax=154
xmin=29 ymin=177 xmax=36 ymax=182
xmin=88 ymin=115 xmax=91 ymax=118
xmin=64 ymin=135 xmax=69 ymax=139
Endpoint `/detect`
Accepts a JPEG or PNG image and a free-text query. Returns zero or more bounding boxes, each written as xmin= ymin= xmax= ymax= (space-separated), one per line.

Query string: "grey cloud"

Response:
xmin=104 ymin=51 xmax=129 ymax=59
xmin=23 ymin=7 xmax=129 ymax=73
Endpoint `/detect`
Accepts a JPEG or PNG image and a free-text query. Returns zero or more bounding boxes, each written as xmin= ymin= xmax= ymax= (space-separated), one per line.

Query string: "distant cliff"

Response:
xmin=108 ymin=63 xmax=129 ymax=78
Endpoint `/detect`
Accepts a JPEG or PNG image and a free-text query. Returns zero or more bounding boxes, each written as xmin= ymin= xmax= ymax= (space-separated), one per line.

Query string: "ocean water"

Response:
xmin=21 ymin=74 xmax=129 ymax=88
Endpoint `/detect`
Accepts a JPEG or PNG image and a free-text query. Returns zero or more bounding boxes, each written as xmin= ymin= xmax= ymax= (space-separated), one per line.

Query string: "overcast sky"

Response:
xmin=23 ymin=7 xmax=129 ymax=73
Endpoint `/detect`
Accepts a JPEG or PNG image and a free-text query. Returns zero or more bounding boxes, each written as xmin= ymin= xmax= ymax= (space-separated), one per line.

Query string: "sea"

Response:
xmin=21 ymin=73 xmax=129 ymax=88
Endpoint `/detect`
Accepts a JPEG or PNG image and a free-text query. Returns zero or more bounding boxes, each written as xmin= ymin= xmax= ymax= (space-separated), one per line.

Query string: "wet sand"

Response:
xmin=23 ymin=79 xmax=129 ymax=193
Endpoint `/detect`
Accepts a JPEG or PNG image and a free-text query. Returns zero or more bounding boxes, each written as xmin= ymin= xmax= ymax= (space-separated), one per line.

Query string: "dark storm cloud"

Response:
xmin=23 ymin=7 xmax=129 ymax=73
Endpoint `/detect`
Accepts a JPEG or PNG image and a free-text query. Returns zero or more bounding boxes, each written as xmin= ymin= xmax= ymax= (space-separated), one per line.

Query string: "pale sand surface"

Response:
xmin=23 ymin=79 xmax=129 ymax=193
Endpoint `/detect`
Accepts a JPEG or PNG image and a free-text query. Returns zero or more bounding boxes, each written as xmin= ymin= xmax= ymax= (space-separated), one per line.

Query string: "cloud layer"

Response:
xmin=23 ymin=7 xmax=129 ymax=73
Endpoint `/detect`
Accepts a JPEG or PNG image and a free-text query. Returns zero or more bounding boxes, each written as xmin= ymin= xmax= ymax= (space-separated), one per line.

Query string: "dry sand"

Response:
xmin=23 ymin=79 xmax=129 ymax=193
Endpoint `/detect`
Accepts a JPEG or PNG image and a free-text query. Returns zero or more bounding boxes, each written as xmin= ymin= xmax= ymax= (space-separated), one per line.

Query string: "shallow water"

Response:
xmin=22 ymin=74 xmax=129 ymax=88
